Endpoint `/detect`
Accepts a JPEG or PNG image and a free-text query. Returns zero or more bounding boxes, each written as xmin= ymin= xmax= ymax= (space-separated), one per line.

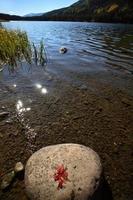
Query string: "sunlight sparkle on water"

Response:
xmin=35 ymin=83 xmax=48 ymax=95
xmin=16 ymin=100 xmax=31 ymax=115
xmin=41 ymin=87 xmax=48 ymax=94
xmin=26 ymin=107 xmax=31 ymax=111
xmin=16 ymin=100 xmax=23 ymax=110
xmin=35 ymin=83 xmax=42 ymax=89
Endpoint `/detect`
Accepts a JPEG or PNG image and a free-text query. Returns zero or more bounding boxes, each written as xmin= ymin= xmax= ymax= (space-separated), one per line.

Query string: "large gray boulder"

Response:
xmin=25 ymin=143 xmax=102 ymax=200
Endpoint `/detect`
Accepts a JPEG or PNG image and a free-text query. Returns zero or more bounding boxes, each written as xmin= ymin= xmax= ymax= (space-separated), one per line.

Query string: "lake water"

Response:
xmin=4 ymin=21 xmax=133 ymax=74
xmin=2 ymin=21 xmax=133 ymax=96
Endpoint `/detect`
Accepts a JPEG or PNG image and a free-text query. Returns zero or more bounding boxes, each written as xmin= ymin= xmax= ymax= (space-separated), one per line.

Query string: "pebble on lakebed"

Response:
xmin=25 ymin=143 xmax=102 ymax=200
xmin=0 ymin=162 xmax=24 ymax=191
xmin=14 ymin=162 xmax=24 ymax=174
xmin=0 ymin=112 xmax=9 ymax=119
xmin=0 ymin=171 xmax=15 ymax=190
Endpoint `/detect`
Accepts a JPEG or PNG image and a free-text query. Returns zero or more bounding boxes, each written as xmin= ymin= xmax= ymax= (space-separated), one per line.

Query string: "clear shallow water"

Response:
xmin=3 ymin=21 xmax=133 ymax=75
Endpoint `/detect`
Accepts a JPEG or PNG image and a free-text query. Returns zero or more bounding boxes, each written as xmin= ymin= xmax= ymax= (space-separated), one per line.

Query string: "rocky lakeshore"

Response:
xmin=0 ymin=65 xmax=133 ymax=200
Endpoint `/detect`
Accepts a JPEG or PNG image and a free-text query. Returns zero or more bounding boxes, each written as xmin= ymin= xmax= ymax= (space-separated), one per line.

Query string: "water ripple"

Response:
xmin=3 ymin=21 xmax=133 ymax=74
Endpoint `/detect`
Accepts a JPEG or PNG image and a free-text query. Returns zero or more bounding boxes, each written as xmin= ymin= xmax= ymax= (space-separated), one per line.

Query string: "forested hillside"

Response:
xmin=42 ymin=0 xmax=133 ymax=23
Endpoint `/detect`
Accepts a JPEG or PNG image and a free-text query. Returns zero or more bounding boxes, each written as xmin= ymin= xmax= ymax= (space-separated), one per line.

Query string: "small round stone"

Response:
xmin=14 ymin=162 xmax=24 ymax=173
xmin=59 ymin=47 xmax=68 ymax=54
xmin=1 ymin=171 xmax=15 ymax=190
xmin=25 ymin=143 xmax=102 ymax=200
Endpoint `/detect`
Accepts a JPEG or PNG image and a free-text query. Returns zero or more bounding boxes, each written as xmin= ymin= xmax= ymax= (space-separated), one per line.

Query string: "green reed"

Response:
xmin=0 ymin=28 xmax=47 ymax=72
xmin=32 ymin=39 xmax=47 ymax=67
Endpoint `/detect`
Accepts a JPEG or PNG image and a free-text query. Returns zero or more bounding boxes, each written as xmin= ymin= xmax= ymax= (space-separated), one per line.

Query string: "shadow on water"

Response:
xmin=91 ymin=175 xmax=113 ymax=200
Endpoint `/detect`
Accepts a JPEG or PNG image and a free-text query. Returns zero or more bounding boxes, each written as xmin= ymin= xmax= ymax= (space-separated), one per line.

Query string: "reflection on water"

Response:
xmin=36 ymin=83 xmax=42 ymax=89
xmin=14 ymin=82 xmax=48 ymax=153
xmin=16 ymin=99 xmax=36 ymax=153
xmin=16 ymin=100 xmax=31 ymax=115
xmin=13 ymin=84 xmax=17 ymax=88
xmin=41 ymin=87 xmax=48 ymax=94
xmin=35 ymin=83 xmax=48 ymax=94
xmin=16 ymin=100 xmax=23 ymax=114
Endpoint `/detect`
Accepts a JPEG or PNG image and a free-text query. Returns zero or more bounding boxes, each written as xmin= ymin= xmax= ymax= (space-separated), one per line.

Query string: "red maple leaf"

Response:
xmin=54 ymin=164 xmax=68 ymax=189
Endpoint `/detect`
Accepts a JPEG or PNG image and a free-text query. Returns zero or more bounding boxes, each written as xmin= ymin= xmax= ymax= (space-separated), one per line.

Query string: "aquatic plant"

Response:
xmin=33 ymin=42 xmax=38 ymax=66
xmin=0 ymin=28 xmax=47 ymax=72
xmin=32 ymin=39 xmax=47 ymax=67
xmin=0 ymin=28 xmax=31 ymax=72
xmin=39 ymin=39 xmax=47 ymax=67
xmin=0 ymin=22 xmax=3 ymax=28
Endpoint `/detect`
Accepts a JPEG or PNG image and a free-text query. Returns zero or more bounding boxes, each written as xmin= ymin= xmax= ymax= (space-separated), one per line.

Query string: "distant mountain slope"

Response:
xmin=0 ymin=0 xmax=133 ymax=23
xmin=24 ymin=13 xmax=43 ymax=17
xmin=42 ymin=0 xmax=133 ymax=23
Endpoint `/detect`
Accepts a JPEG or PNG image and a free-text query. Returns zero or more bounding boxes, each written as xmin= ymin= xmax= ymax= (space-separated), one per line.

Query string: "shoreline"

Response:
xmin=2 ymin=20 xmax=133 ymax=25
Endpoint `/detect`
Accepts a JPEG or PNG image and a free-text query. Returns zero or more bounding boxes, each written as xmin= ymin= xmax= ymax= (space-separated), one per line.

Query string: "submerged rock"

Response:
xmin=121 ymin=97 xmax=132 ymax=106
xmin=0 ymin=112 xmax=9 ymax=120
xmin=5 ymin=118 xmax=13 ymax=124
xmin=25 ymin=143 xmax=102 ymax=200
xmin=0 ymin=171 xmax=15 ymax=190
xmin=59 ymin=47 xmax=68 ymax=54
xmin=79 ymin=84 xmax=88 ymax=91
xmin=0 ymin=133 xmax=3 ymax=138
xmin=14 ymin=162 xmax=24 ymax=174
